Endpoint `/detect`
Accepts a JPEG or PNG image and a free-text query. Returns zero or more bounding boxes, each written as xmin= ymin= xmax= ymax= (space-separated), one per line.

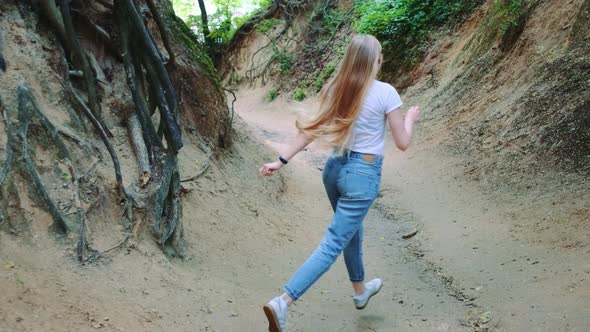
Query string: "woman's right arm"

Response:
xmin=386 ymin=106 xmax=420 ymax=151
xmin=259 ymin=132 xmax=314 ymax=176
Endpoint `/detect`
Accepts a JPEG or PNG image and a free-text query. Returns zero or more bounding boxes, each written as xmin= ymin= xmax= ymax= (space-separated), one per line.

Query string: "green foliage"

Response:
xmin=270 ymin=51 xmax=293 ymax=74
xmin=168 ymin=15 xmax=218 ymax=79
xmin=266 ymin=87 xmax=279 ymax=102
xmin=172 ymin=0 xmax=269 ymax=47
xmin=354 ymin=1 xmax=398 ymax=38
xmin=463 ymin=0 xmax=527 ymax=56
xmin=488 ymin=0 xmax=526 ymax=34
xmin=313 ymin=77 xmax=324 ymax=92
xmin=323 ymin=62 xmax=337 ymax=79
xmin=171 ymin=0 xmax=193 ymax=19
xmin=253 ymin=0 xmax=272 ymax=8
xmin=355 ymin=0 xmax=484 ymax=66
xmin=233 ymin=15 xmax=252 ymax=30
xmin=313 ymin=62 xmax=337 ymax=92
xmin=292 ymin=87 xmax=306 ymax=101
xmin=306 ymin=2 xmax=351 ymax=39
xmin=323 ymin=9 xmax=346 ymax=35
xmin=229 ymin=71 xmax=241 ymax=84
xmin=256 ymin=18 xmax=283 ymax=33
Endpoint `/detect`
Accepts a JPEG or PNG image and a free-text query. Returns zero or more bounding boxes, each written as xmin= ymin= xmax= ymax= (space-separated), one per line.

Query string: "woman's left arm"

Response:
xmin=259 ymin=132 xmax=314 ymax=176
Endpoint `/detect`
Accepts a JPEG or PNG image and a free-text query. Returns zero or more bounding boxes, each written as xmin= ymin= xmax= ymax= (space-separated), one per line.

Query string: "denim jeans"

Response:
xmin=284 ymin=151 xmax=383 ymax=300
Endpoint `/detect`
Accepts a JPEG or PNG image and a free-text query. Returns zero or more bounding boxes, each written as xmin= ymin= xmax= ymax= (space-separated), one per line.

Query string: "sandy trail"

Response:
xmin=236 ymin=87 xmax=590 ymax=331
xmin=1 ymin=85 xmax=587 ymax=331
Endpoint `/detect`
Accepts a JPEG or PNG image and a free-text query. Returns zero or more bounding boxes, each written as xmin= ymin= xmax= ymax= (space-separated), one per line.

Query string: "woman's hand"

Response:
xmin=388 ymin=105 xmax=421 ymax=151
xmin=405 ymin=106 xmax=421 ymax=124
xmin=259 ymin=160 xmax=284 ymax=177
xmin=258 ymin=132 xmax=313 ymax=177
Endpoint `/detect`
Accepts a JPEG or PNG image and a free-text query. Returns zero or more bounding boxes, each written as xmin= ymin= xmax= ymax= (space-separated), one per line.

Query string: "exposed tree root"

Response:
xmin=94 ymin=0 xmax=113 ymax=10
xmin=68 ymin=164 xmax=87 ymax=262
xmin=149 ymin=154 xmax=184 ymax=256
xmin=16 ymin=84 xmax=70 ymax=234
xmin=0 ymin=52 xmax=5 ymax=73
xmin=181 ymin=158 xmax=210 ymax=183
xmin=86 ymin=234 xmax=130 ymax=264
xmin=224 ymin=88 xmax=237 ymax=127
xmin=67 ymin=84 xmax=126 ymax=194
xmin=118 ymin=0 xmax=182 ymax=152
xmin=0 ymin=99 xmax=12 ymax=187
xmin=145 ymin=0 xmax=175 ymax=65
xmin=115 ymin=0 xmax=185 ymax=255
xmin=122 ymin=0 xmax=179 ymax=114
xmin=78 ymin=14 xmax=122 ymax=61
xmin=57 ymin=0 xmax=101 ymax=121
xmin=0 ymin=97 xmax=12 ymax=226
xmin=120 ymin=27 xmax=161 ymax=162
xmin=32 ymin=0 xmax=67 ymax=48
xmin=244 ymin=23 xmax=292 ymax=83
xmin=57 ymin=126 xmax=102 ymax=155
xmin=128 ymin=112 xmax=151 ymax=181
xmin=17 ymin=0 xmax=190 ymax=257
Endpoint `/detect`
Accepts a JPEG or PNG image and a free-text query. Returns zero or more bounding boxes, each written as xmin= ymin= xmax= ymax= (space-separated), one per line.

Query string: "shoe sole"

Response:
xmin=263 ymin=304 xmax=282 ymax=332
xmin=355 ymin=283 xmax=383 ymax=310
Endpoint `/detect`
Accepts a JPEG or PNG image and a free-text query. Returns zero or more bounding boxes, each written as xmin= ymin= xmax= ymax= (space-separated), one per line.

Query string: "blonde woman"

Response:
xmin=259 ymin=35 xmax=420 ymax=332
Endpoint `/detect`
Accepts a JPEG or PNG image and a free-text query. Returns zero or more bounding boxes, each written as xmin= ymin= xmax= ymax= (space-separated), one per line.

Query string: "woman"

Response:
xmin=259 ymin=35 xmax=420 ymax=332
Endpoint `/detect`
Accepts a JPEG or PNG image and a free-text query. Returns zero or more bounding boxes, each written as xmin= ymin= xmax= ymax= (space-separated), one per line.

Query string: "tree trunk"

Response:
xmin=197 ymin=0 xmax=214 ymax=51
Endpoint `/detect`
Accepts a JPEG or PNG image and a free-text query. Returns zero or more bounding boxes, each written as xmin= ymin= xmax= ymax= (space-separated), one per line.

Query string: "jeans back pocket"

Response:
xmin=338 ymin=167 xmax=380 ymax=200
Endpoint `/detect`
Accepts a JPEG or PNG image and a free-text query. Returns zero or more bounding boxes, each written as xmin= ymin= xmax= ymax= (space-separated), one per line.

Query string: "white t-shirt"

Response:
xmin=349 ymin=80 xmax=403 ymax=156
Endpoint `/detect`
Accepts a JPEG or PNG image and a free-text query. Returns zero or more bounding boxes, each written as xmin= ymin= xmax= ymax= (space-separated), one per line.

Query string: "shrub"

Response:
xmin=465 ymin=0 xmax=527 ymax=56
xmin=256 ymin=18 xmax=283 ymax=33
xmin=313 ymin=62 xmax=338 ymax=92
xmin=322 ymin=62 xmax=337 ymax=78
xmin=278 ymin=53 xmax=293 ymax=74
xmin=491 ymin=0 xmax=526 ymax=34
xmin=313 ymin=77 xmax=324 ymax=92
xmin=323 ymin=9 xmax=346 ymax=35
xmin=266 ymin=87 xmax=279 ymax=102
xmin=354 ymin=1 xmax=398 ymax=38
xmin=292 ymin=87 xmax=306 ymax=101
xmin=269 ymin=50 xmax=293 ymax=74
xmin=355 ymin=0 xmax=484 ymax=67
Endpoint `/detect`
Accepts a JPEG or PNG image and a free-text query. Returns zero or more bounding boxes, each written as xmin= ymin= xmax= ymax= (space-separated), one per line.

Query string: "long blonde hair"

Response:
xmin=297 ymin=35 xmax=382 ymax=151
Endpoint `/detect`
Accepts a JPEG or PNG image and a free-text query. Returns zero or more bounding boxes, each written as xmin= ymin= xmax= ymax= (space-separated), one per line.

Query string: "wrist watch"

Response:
xmin=279 ymin=156 xmax=289 ymax=165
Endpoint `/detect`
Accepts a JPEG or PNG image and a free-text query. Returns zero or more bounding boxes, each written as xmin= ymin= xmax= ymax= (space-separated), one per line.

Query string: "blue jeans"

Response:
xmin=284 ymin=151 xmax=383 ymax=300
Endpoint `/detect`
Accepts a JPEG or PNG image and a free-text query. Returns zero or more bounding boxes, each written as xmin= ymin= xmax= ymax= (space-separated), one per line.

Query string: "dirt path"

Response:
xmin=235 ymin=87 xmax=590 ymax=331
xmin=1 ymin=86 xmax=587 ymax=332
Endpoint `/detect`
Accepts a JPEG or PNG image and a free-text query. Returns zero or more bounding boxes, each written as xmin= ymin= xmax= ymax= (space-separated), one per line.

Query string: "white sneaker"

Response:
xmin=263 ymin=296 xmax=287 ymax=332
xmin=353 ymin=278 xmax=383 ymax=310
